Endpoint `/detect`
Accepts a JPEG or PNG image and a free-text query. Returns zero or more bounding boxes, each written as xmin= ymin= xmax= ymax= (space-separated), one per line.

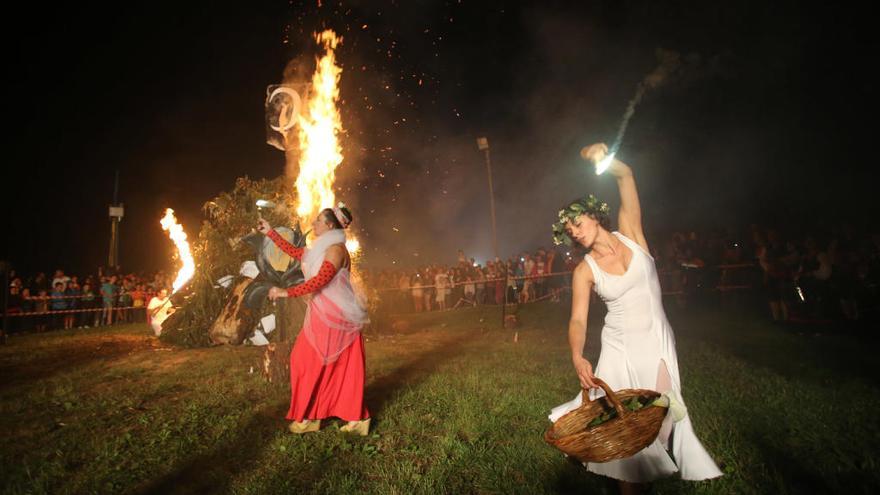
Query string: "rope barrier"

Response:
xmin=373 ymin=264 xmax=757 ymax=292
xmin=374 ymin=263 xmax=760 ymax=318
xmin=11 ymin=293 xmax=155 ymax=300
xmin=4 ymin=306 xmax=147 ymax=317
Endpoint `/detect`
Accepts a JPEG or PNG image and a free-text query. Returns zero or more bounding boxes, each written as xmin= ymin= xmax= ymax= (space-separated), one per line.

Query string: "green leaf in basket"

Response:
xmin=586 ymin=410 xmax=618 ymax=428
xmin=627 ymin=399 xmax=642 ymax=411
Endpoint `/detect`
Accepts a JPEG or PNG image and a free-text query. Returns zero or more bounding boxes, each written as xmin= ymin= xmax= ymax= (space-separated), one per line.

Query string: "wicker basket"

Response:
xmin=544 ymin=378 xmax=668 ymax=463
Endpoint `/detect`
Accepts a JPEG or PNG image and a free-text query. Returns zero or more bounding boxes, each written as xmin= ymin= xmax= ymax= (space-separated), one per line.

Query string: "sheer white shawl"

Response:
xmin=300 ymin=229 xmax=369 ymax=364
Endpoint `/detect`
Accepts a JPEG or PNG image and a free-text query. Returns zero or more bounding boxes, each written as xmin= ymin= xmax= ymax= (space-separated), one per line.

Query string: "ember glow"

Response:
xmin=159 ymin=208 xmax=195 ymax=293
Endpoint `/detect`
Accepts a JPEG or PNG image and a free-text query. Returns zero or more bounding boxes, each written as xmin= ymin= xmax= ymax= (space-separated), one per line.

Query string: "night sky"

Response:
xmin=3 ymin=0 xmax=876 ymax=276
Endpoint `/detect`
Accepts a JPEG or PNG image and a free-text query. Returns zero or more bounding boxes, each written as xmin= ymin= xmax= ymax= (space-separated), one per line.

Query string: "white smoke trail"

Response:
xmin=609 ymin=49 xmax=681 ymax=154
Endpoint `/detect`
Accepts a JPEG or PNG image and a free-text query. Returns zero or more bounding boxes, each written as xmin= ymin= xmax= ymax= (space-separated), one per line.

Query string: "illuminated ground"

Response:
xmin=1 ymin=302 xmax=877 ymax=494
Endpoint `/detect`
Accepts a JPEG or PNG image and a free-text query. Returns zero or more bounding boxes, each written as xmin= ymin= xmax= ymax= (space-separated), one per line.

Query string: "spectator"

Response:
xmin=147 ymin=288 xmax=172 ymax=336
xmin=64 ymin=279 xmax=81 ymax=329
xmin=411 ymin=274 xmax=424 ymax=312
xmin=81 ymin=283 xmax=97 ymax=328
xmin=51 ymin=269 xmax=70 ymax=291
xmin=535 ymin=252 xmax=547 ymax=299
xmin=6 ymin=283 xmax=22 ymax=333
xmin=505 ymin=260 xmax=517 ymax=302
xmin=101 ymin=275 xmax=118 ymax=326
xmin=50 ymin=282 xmax=67 ymax=330
xmin=19 ymin=288 xmax=34 ymax=332
xmin=421 ymin=269 xmax=433 ymax=312
xmin=451 ymin=268 xmax=464 ymax=304
xmin=521 ymin=255 xmax=535 ymax=303
xmin=475 ymin=267 xmax=486 ymax=305
xmin=131 ymin=283 xmax=146 ymax=323
xmin=757 ymin=230 xmax=791 ymax=322
xmin=493 ymin=263 xmax=505 ymax=305
xmin=34 ymin=289 xmax=49 ymax=331
xmin=795 ymin=237 xmax=832 ymax=319
xmin=548 ymin=246 xmax=566 ymax=302
xmin=118 ymin=278 xmax=133 ymax=324
xmin=463 ymin=276 xmax=476 ymax=305
xmin=33 ymin=272 xmax=49 ymax=293
xmin=435 ymin=269 xmax=450 ymax=311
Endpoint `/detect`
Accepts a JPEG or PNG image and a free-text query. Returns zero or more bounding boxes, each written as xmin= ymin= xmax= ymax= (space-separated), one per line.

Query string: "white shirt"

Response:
xmin=52 ymin=276 xmax=71 ymax=290
xmin=148 ymin=296 xmax=171 ymax=325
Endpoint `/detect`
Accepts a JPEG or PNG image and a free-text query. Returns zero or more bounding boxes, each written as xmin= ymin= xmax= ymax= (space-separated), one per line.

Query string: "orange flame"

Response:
xmin=160 ymin=208 xmax=195 ymax=293
xmin=295 ymin=30 xmax=360 ymax=254
xmin=296 ymin=30 xmax=342 ymax=226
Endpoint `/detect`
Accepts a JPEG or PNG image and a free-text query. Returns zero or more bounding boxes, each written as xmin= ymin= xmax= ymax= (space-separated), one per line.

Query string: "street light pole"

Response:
xmin=108 ymin=171 xmax=124 ymax=270
xmin=476 ymin=137 xmax=499 ymax=261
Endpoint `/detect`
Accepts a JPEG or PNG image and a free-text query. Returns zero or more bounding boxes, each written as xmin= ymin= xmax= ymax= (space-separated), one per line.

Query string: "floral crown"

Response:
xmin=551 ymin=194 xmax=610 ymax=246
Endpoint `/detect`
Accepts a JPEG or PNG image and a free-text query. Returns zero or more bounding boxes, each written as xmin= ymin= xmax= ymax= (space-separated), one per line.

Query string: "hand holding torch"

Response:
xmin=580 ymin=143 xmax=616 ymax=175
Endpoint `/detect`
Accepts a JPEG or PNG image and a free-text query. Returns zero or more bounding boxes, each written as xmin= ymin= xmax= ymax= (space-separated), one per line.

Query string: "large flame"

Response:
xmin=160 ymin=208 xmax=195 ymax=293
xmin=296 ymin=30 xmax=343 ymax=227
xmin=295 ymin=30 xmax=360 ymax=254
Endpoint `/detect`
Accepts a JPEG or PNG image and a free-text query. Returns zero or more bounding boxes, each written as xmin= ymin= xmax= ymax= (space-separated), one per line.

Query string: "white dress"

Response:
xmin=549 ymin=232 xmax=722 ymax=482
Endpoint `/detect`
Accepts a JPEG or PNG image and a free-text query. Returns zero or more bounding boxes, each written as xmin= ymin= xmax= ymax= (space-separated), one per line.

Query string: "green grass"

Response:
xmin=1 ymin=302 xmax=878 ymax=494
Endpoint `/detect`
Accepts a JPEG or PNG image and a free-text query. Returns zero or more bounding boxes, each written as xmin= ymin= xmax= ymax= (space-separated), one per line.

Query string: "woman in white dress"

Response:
xmin=549 ymin=143 xmax=722 ymax=493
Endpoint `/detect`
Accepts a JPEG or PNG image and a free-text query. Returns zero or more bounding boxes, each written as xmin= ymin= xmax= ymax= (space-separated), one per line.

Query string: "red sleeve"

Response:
xmin=267 ymin=229 xmax=304 ymax=260
xmin=287 ymin=261 xmax=337 ymax=297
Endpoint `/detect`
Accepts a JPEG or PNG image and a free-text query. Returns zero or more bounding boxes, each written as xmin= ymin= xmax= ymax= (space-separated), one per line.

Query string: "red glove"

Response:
xmin=287 ymin=261 xmax=337 ymax=297
xmin=267 ymin=229 xmax=304 ymax=260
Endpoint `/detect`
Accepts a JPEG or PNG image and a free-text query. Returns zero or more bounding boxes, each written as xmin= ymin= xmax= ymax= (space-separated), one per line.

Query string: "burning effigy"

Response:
xmin=158 ymin=29 xmax=365 ymax=348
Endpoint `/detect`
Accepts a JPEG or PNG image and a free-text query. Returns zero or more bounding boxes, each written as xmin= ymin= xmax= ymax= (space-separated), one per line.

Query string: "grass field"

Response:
xmin=1 ymin=300 xmax=878 ymax=494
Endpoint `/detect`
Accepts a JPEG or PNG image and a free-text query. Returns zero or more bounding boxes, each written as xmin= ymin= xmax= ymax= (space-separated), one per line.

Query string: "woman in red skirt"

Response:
xmin=258 ymin=202 xmax=370 ymax=435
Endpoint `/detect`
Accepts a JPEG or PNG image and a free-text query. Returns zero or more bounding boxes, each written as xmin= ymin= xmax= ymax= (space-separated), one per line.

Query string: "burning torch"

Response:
xmin=594 ymin=151 xmax=617 ymax=175
xmin=581 ymin=143 xmax=618 ymax=175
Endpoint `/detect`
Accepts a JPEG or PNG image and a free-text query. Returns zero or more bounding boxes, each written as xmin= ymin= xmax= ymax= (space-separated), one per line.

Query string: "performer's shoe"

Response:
xmin=340 ymin=418 xmax=370 ymax=436
xmin=288 ymin=419 xmax=320 ymax=434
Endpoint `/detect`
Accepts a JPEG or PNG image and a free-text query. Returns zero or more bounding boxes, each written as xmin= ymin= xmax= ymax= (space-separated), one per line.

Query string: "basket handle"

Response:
xmin=581 ymin=377 xmax=626 ymax=417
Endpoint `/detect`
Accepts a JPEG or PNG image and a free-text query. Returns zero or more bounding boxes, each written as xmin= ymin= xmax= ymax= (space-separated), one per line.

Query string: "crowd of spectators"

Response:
xmin=4 ymin=224 xmax=878 ymax=332
xmin=3 ymin=267 xmax=174 ymax=333
xmin=362 ymin=247 xmax=575 ymax=314
xmin=362 ymin=225 xmax=880 ymax=323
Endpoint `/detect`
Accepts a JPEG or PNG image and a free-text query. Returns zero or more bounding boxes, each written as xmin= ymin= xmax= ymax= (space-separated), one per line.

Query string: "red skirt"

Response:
xmin=286 ymin=331 xmax=369 ymax=422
